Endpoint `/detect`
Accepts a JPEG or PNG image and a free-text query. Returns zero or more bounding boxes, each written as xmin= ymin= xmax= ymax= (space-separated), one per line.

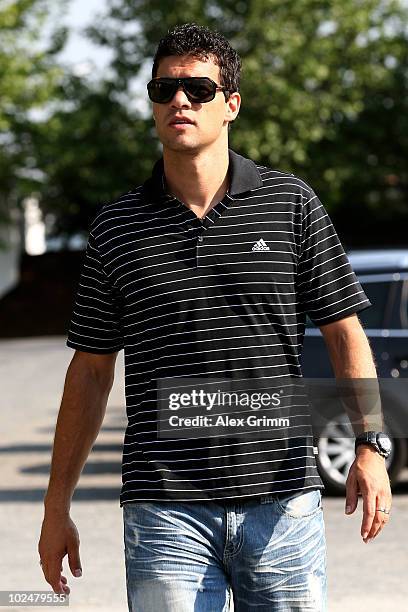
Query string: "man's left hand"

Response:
xmin=345 ymin=445 xmax=392 ymax=543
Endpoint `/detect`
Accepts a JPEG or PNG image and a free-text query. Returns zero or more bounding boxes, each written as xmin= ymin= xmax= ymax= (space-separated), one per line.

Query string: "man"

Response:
xmin=39 ymin=22 xmax=392 ymax=611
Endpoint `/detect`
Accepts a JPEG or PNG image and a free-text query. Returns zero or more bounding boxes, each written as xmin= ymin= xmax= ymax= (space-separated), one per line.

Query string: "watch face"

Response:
xmin=377 ymin=432 xmax=392 ymax=452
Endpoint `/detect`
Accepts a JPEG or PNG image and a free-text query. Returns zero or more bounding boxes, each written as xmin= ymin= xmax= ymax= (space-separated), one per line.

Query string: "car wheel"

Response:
xmin=315 ymin=412 xmax=406 ymax=494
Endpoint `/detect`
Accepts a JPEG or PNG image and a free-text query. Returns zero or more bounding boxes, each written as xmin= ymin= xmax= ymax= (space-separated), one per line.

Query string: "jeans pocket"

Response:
xmin=275 ymin=489 xmax=322 ymax=519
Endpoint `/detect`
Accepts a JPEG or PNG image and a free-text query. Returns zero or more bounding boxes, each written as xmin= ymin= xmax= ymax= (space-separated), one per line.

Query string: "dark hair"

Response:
xmin=152 ymin=23 xmax=241 ymax=100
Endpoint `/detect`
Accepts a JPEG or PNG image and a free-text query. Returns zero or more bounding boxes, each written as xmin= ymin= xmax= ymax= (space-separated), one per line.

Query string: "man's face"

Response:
xmin=151 ymin=54 xmax=240 ymax=153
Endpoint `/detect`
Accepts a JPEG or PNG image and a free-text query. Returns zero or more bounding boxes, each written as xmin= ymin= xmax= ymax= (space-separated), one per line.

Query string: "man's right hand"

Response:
xmin=37 ymin=351 xmax=116 ymax=595
xmin=38 ymin=513 xmax=82 ymax=595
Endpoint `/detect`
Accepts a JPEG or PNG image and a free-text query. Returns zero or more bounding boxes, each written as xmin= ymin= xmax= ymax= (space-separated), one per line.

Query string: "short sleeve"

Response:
xmin=297 ymin=188 xmax=372 ymax=326
xmin=66 ymin=230 xmax=124 ymax=353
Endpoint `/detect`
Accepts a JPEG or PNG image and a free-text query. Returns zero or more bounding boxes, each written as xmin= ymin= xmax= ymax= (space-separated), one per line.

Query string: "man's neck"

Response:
xmin=162 ymin=145 xmax=230 ymax=219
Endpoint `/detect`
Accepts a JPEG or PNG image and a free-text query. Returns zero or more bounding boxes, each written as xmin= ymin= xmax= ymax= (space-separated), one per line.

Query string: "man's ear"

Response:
xmin=225 ymin=92 xmax=241 ymax=125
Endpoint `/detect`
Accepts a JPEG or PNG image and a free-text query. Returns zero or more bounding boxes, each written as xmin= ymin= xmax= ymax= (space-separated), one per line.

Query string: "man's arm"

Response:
xmin=38 ymin=350 xmax=118 ymax=595
xmin=319 ymin=313 xmax=392 ymax=543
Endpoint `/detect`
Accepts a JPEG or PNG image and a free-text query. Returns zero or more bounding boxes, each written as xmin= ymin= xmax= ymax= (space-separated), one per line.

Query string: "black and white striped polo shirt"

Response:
xmin=66 ymin=148 xmax=371 ymax=505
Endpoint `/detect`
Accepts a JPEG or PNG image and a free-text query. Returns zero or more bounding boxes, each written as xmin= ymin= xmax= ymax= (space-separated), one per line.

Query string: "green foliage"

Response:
xmin=0 ymin=0 xmax=66 ymax=234
xmin=86 ymin=0 xmax=408 ymax=243
xmin=2 ymin=0 xmax=408 ymax=245
xmin=0 ymin=0 xmax=63 ymax=128
xmin=31 ymin=76 xmax=158 ymax=241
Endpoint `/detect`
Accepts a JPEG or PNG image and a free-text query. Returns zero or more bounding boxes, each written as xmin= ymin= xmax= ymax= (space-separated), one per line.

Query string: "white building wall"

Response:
xmin=0 ymin=210 xmax=22 ymax=299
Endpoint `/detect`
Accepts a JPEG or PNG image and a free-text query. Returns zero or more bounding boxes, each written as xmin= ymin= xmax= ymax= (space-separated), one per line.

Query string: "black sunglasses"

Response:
xmin=147 ymin=77 xmax=230 ymax=104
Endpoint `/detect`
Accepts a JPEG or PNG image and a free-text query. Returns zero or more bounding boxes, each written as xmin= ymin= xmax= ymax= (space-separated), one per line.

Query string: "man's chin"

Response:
xmin=162 ymin=140 xmax=202 ymax=154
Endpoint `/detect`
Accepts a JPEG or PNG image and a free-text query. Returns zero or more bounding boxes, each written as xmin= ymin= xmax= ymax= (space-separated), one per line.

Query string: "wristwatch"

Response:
xmin=354 ymin=431 xmax=392 ymax=458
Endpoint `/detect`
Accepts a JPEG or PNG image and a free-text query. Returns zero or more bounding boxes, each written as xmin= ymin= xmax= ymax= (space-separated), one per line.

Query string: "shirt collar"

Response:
xmin=143 ymin=148 xmax=263 ymax=201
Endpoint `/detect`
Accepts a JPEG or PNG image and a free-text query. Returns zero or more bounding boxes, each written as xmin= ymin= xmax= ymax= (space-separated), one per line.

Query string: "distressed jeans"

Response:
xmin=123 ymin=488 xmax=327 ymax=611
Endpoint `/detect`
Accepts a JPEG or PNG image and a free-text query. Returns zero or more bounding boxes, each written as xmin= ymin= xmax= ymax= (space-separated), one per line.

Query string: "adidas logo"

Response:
xmin=251 ymin=238 xmax=270 ymax=251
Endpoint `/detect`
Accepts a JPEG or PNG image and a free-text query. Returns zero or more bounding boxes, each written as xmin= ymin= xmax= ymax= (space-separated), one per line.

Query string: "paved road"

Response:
xmin=1 ymin=337 xmax=407 ymax=611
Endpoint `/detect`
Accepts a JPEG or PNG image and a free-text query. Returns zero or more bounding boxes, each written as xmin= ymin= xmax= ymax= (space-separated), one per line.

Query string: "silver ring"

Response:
xmin=376 ymin=507 xmax=390 ymax=514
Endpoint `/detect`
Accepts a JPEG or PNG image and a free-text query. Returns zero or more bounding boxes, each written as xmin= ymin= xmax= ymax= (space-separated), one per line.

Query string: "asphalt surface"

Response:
xmin=1 ymin=337 xmax=407 ymax=611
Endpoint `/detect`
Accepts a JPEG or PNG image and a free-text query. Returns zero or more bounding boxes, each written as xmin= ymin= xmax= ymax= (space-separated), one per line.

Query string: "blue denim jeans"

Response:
xmin=123 ymin=489 xmax=327 ymax=611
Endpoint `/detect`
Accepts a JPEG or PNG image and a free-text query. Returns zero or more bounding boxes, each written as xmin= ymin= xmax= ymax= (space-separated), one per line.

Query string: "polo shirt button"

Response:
xmin=198 ymin=235 xmax=203 ymax=242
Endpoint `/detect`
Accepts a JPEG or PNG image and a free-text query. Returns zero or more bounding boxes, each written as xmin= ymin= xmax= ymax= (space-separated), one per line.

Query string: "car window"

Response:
xmin=304 ymin=281 xmax=391 ymax=329
xmin=358 ymin=281 xmax=390 ymax=328
xmin=403 ymin=281 xmax=408 ymax=328
xmin=305 ymin=314 xmax=315 ymax=328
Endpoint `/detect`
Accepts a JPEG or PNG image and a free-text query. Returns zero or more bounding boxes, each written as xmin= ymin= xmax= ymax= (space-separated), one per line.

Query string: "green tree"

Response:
xmin=31 ymin=75 xmax=158 ymax=242
xmin=85 ymin=0 xmax=408 ymax=244
xmin=0 ymin=0 xmax=66 ymax=236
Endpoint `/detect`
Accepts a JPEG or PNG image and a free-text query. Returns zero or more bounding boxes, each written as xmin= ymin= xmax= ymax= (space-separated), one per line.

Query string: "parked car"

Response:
xmin=301 ymin=249 xmax=408 ymax=493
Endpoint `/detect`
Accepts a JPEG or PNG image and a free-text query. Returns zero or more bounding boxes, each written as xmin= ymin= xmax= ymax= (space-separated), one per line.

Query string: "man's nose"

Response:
xmin=170 ymin=85 xmax=192 ymax=107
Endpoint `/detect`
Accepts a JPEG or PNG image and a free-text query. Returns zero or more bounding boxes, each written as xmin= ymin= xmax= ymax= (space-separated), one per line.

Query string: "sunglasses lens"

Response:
xmin=147 ymin=78 xmax=217 ymax=103
xmin=147 ymin=80 xmax=176 ymax=103
xmin=184 ymin=79 xmax=215 ymax=102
